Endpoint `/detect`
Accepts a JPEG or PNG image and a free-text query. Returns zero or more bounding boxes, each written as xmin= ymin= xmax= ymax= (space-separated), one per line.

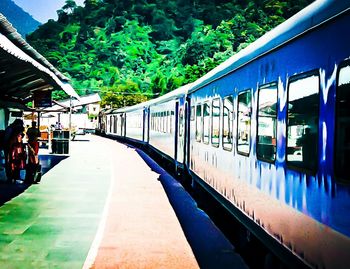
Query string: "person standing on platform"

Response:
xmin=4 ymin=119 xmax=24 ymax=183
xmin=26 ymin=121 xmax=41 ymax=183
xmin=9 ymin=132 xmax=26 ymax=182
xmin=5 ymin=119 xmax=25 ymax=183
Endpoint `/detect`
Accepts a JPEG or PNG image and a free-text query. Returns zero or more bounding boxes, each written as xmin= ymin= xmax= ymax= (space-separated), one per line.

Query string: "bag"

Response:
xmin=25 ymin=163 xmax=41 ymax=184
xmin=19 ymin=169 xmax=26 ymax=180
xmin=33 ymin=165 xmax=42 ymax=183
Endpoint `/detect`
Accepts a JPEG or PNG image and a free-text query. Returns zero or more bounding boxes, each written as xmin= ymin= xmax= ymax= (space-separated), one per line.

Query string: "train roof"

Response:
xmin=148 ymin=83 xmax=192 ymax=106
xmin=188 ymin=0 xmax=350 ymax=94
xmin=114 ymin=83 xmax=192 ymax=113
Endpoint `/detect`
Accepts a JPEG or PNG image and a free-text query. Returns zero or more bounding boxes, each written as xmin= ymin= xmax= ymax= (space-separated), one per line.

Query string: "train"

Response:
xmin=97 ymin=1 xmax=350 ymax=268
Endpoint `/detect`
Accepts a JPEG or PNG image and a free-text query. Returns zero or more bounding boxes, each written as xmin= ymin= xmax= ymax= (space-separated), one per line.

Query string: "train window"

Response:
xmin=203 ymin=102 xmax=210 ymax=144
xmin=153 ymin=113 xmax=155 ymax=131
xmin=161 ymin=112 xmax=164 ymax=132
xmin=170 ymin=110 xmax=174 ymax=133
xmin=158 ymin=112 xmax=160 ymax=132
xmin=154 ymin=112 xmax=157 ymax=131
xmin=164 ymin=111 xmax=167 ymax=133
xmin=237 ymin=90 xmax=252 ymax=155
xmin=160 ymin=112 xmax=165 ymax=133
xmin=166 ymin=111 xmax=169 ymax=133
xmin=168 ymin=111 xmax=171 ymax=133
xmin=179 ymin=107 xmax=184 ymax=137
xmin=223 ymin=96 xmax=233 ymax=151
xmin=109 ymin=116 xmax=112 ymax=133
xmin=286 ymin=72 xmax=319 ymax=172
xmin=165 ymin=111 xmax=168 ymax=133
xmin=159 ymin=112 xmax=162 ymax=132
xmin=114 ymin=115 xmax=118 ymax=133
xmin=335 ymin=62 xmax=350 ymax=181
xmin=150 ymin=113 xmax=152 ymax=130
xmin=211 ymin=98 xmax=220 ymax=147
xmin=190 ymin=106 xmax=195 ymax=121
xmin=257 ymin=83 xmax=277 ymax=162
xmin=196 ymin=105 xmax=202 ymax=142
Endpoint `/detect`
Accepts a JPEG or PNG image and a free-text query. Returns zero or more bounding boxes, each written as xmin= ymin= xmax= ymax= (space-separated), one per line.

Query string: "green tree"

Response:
xmin=27 ymin=0 xmax=314 ymax=107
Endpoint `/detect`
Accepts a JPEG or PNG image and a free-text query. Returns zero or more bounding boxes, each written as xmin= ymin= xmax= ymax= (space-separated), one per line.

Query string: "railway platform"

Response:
xmin=0 ymin=135 xmax=247 ymax=269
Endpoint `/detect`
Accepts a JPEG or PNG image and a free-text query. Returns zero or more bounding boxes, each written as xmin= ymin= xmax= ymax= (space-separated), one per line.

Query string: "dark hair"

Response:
xmin=13 ymin=119 xmax=23 ymax=125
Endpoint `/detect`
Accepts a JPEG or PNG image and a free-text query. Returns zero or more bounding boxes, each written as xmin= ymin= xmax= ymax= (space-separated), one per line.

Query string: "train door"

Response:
xmin=174 ymin=102 xmax=179 ymax=164
xmin=184 ymin=97 xmax=191 ymax=169
xmin=175 ymin=97 xmax=186 ymax=168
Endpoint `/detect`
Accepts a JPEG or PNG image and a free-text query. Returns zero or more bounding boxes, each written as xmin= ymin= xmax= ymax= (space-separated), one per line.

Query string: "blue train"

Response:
xmin=98 ymin=1 xmax=350 ymax=268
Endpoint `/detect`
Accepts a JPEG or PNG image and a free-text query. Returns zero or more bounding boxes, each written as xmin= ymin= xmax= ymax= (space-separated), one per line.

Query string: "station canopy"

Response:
xmin=0 ymin=13 xmax=79 ymax=109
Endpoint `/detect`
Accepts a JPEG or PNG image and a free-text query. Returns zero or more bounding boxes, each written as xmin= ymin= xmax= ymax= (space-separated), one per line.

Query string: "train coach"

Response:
xmin=99 ymin=1 xmax=350 ymax=268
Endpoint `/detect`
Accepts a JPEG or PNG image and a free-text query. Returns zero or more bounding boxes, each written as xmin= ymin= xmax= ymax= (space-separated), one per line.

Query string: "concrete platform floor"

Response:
xmin=0 ymin=135 xmax=246 ymax=269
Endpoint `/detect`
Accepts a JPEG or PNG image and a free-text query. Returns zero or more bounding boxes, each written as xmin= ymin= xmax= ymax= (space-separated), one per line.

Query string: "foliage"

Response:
xmin=27 ymin=0 xmax=313 ymax=108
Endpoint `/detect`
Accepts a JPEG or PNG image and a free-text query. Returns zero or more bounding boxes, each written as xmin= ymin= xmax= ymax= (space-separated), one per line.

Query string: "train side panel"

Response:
xmin=125 ymin=109 xmax=144 ymax=141
xmin=188 ymin=10 xmax=350 ymax=269
xmin=149 ymin=100 xmax=177 ymax=160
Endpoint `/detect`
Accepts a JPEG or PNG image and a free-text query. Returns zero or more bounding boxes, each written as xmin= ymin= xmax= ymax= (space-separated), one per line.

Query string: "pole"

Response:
xmin=69 ymin=96 xmax=72 ymax=137
xmin=37 ymin=111 xmax=40 ymax=130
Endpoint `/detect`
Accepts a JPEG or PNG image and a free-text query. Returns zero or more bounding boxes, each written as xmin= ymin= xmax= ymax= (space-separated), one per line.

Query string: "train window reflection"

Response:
xmin=203 ymin=102 xmax=210 ymax=144
xmin=335 ymin=63 xmax=350 ymax=181
xmin=257 ymin=83 xmax=277 ymax=161
xmin=196 ymin=105 xmax=202 ymax=142
xmin=237 ymin=90 xmax=251 ymax=155
xmin=223 ymin=96 xmax=233 ymax=151
xmin=211 ymin=98 xmax=220 ymax=147
xmin=287 ymin=73 xmax=319 ymax=171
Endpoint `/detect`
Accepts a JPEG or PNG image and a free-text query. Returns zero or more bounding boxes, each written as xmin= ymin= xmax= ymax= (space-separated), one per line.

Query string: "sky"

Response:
xmin=13 ymin=0 xmax=85 ymax=23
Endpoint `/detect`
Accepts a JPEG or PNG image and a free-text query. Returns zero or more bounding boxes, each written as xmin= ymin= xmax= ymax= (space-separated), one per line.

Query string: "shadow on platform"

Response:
xmin=71 ymin=138 xmax=90 ymax=142
xmin=0 ymin=154 xmax=68 ymax=206
xmin=133 ymin=146 xmax=245 ymax=269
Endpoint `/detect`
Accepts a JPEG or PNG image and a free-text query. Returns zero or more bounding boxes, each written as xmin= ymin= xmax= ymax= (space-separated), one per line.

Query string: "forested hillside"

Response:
xmin=27 ymin=0 xmax=313 ymax=107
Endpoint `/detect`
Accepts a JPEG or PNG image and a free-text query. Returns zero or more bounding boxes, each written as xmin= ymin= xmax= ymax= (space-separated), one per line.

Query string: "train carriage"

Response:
xmin=99 ymin=1 xmax=350 ymax=268
xmin=124 ymin=106 xmax=145 ymax=142
xmin=186 ymin=1 xmax=350 ymax=268
xmin=147 ymin=84 xmax=191 ymax=169
xmin=103 ymin=109 xmax=125 ymax=138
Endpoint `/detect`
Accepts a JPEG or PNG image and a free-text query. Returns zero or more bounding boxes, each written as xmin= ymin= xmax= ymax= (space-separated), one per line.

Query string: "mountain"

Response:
xmin=27 ymin=0 xmax=313 ymax=105
xmin=0 ymin=0 xmax=41 ymax=38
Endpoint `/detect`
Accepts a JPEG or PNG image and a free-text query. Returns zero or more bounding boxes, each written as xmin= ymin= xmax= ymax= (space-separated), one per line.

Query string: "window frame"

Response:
xmin=256 ymin=82 xmax=278 ymax=163
xmin=286 ymin=70 xmax=320 ymax=174
xmin=237 ymin=89 xmax=252 ymax=156
xmin=222 ymin=95 xmax=234 ymax=151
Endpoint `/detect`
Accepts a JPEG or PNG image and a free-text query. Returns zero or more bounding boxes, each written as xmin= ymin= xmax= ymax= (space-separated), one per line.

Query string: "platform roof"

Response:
xmin=45 ymin=93 xmax=101 ymax=112
xmin=0 ymin=13 xmax=79 ymax=107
